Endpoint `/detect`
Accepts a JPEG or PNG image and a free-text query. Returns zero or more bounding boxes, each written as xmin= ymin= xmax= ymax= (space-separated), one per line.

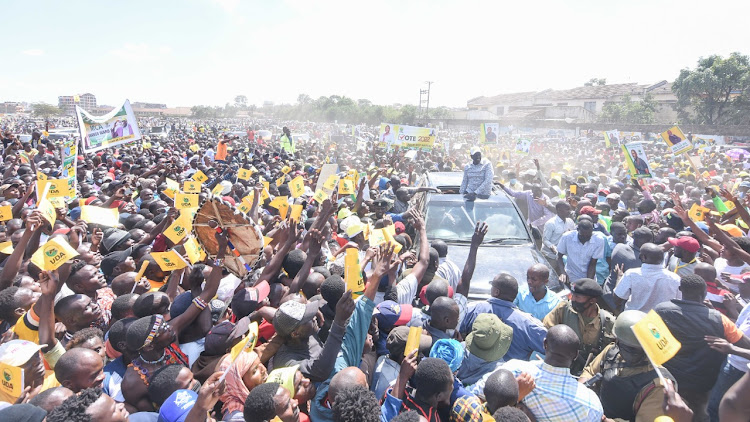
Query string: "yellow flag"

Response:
xmin=313 ymin=189 xmax=328 ymax=203
xmin=369 ymin=228 xmax=386 ymax=247
xmin=37 ymin=178 xmax=71 ymax=198
xmin=151 ymin=250 xmax=189 ymax=271
xmin=31 ymin=237 xmax=80 ymax=271
xmin=281 ymin=165 xmax=291 ymax=174
xmin=164 ymin=178 xmax=179 ymax=199
xmin=323 ymin=175 xmax=339 ymax=191
xmin=219 ymin=322 xmax=260 ymax=383
xmin=164 ymin=213 xmax=193 ymax=244
xmin=688 ymin=203 xmax=710 ymax=221
xmin=278 ymin=202 xmax=289 ymax=219
xmin=238 ymin=200 xmax=252 ymax=214
xmin=260 ymin=188 xmax=270 ymax=202
xmin=290 ymin=204 xmax=303 ymax=222
xmin=339 ymin=178 xmax=354 ymax=195
xmin=344 ymin=248 xmax=364 ymax=298
xmin=175 ymin=193 xmax=200 ymax=210
xmin=631 ymin=310 xmax=681 ymax=366
xmin=0 ymin=241 xmax=13 ymax=254
xmin=0 ymin=205 xmax=12 ymax=221
xmin=269 ymin=196 xmax=288 ymax=210
xmin=184 ymin=237 xmax=207 ymax=264
xmin=211 ymin=184 xmax=225 ymax=196
xmin=80 ymin=205 xmax=120 ymax=227
xmin=37 ymin=199 xmax=56 ymax=227
xmin=290 ymin=176 xmax=305 ymax=198
xmin=242 ymin=193 xmax=255 ymax=205
xmin=0 ymin=362 xmax=24 ymax=399
xmin=238 ymin=168 xmax=253 ymax=181
xmin=183 ymin=181 xmax=201 ymax=194
xmin=192 ymin=170 xmax=208 ymax=184
xmin=37 ymin=171 xmax=47 ymax=181
xmin=405 ymin=326 xmax=423 ymax=357
xmin=263 ymin=236 xmax=273 ymax=247
xmin=276 ymin=176 xmax=286 ymax=187
xmin=189 ymin=144 xmax=199 ymax=152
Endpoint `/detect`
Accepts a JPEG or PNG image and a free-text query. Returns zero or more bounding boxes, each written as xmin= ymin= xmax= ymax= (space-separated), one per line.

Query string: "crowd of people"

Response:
xmin=0 ymin=115 xmax=749 ymax=422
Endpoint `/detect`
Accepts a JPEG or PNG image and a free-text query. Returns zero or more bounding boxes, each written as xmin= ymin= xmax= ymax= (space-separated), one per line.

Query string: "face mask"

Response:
xmin=510 ymin=179 xmax=517 ymax=185
xmin=570 ymin=300 xmax=589 ymax=314
xmin=445 ymin=329 xmax=456 ymax=337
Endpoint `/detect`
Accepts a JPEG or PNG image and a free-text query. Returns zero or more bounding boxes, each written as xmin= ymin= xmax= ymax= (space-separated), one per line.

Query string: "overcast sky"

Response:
xmin=3 ymin=0 xmax=748 ymax=109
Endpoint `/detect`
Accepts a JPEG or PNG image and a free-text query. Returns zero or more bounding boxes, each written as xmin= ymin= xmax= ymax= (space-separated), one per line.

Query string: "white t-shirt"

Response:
xmin=714 ymin=258 xmax=750 ymax=293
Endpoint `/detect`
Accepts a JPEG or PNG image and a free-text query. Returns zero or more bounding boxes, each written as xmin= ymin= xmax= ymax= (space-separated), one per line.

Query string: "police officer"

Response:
xmin=543 ymin=278 xmax=615 ymax=375
xmin=579 ymin=310 xmax=675 ymax=421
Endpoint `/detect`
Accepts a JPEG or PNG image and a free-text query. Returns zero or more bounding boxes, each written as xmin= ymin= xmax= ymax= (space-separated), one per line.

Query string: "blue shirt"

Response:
xmin=594 ymin=234 xmax=615 ymax=286
xmin=514 ymin=286 xmax=561 ymax=322
xmin=460 ymin=298 xmax=547 ymax=361
xmin=310 ymin=296 xmax=376 ymax=422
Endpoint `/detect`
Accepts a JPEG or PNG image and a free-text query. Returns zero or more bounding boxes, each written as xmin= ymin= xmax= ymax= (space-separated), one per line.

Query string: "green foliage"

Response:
xmin=190 ymin=103 xmax=241 ymax=118
xmin=32 ymin=103 xmax=62 ymax=118
xmin=672 ymin=52 xmax=750 ymax=125
xmin=584 ymin=78 xmax=607 ymax=87
xmin=266 ymin=94 xmax=448 ymax=125
xmin=598 ymin=94 xmax=657 ymax=124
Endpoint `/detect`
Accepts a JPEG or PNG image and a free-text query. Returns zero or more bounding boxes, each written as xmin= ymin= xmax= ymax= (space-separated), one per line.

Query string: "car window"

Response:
xmin=425 ymin=201 xmax=529 ymax=241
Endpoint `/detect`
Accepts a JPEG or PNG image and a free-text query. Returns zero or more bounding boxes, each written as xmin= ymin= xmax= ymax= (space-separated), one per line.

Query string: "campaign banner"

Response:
xmin=76 ymin=100 xmax=142 ymax=153
xmin=622 ymin=143 xmax=653 ymax=179
xmin=660 ymin=126 xmax=693 ymax=155
xmin=378 ymin=123 xmax=436 ymax=150
xmin=515 ymin=139 xmax=531 ymax=154
xmin=59 ymin=137 xmax=78 ymax=200
xmin=479 ymin=123 xmax=499 ymax=145
xmin=604 ymin=130 xmax=620 ymax=147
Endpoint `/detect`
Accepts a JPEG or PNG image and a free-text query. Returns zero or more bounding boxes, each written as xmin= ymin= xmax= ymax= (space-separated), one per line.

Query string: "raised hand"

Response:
xmin=516 ymin=372 xmax=536 ymax=401
xmin=334 ymin=289 xmax=356 ymax=325
xmin=471 ymin=221 xmax=488 ymax=246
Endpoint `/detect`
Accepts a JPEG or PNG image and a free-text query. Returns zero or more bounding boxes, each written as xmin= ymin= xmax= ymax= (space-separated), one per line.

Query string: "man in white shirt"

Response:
xmin=542 ymin=201 xmax=575 ymax=265
xmin=614 ymin=243 xmax=681 ymax=312
xmin=433 ymin=240 xmax=461 ymax=291
xmin=557 ymin=220 xmax=605 ymax=285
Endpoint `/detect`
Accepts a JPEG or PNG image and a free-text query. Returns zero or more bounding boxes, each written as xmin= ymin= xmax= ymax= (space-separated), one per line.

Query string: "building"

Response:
xmin=58 ymin=93 xmax=97 ymax=114
xmin=0 ymin=102 xmax=24 ymax=114
xmin=467 ymin=81 xmax=678 ymax=123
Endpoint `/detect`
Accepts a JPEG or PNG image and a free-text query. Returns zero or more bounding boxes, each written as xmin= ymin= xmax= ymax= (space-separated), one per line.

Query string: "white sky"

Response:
xmin=2 ymin=0 xmax=749 ymax=108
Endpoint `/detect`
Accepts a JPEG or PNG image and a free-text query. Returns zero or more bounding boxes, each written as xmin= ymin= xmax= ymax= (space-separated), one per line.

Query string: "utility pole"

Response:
xmin=420 ymin=81 xmax=433 ymax=121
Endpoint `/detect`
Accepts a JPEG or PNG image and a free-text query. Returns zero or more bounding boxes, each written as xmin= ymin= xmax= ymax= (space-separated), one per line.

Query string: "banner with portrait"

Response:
xmin=622 ymin=142 xmax=653 ymax=179
xmin=378 ymin=123 xmax=436 ymax=150
xmin=660 ymin=126 xmax=693 ymax=155
xmin=76 ymin=100 xmax=142 ymax=153
xmin=604 ymin=130 xmax=620 ymax=147
xmin=479 ymin=123 xmax=500 ymax=145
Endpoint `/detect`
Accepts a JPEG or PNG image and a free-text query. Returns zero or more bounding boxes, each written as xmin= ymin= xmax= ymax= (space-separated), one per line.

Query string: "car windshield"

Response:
xmin=151 ymin=127 xmax=165 ymax=133
xmin=425 ymin=200 xmax=529 ymax=242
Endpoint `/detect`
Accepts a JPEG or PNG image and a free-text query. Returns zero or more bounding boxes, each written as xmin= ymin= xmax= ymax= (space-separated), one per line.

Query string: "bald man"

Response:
xmin=424 ymin=296 xmax=460 ymax=346
xmin=496 ymin=325 xmax=604 ymax=421
xmin=614 ymin=243 xmax=681 ymax=312
xmin=54 ymin=348 xmax=106 ymax=393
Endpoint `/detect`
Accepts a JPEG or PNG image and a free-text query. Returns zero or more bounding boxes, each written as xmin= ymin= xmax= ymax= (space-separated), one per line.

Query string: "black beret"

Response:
xmin=570 ymin=278 xmax=602 ymax=298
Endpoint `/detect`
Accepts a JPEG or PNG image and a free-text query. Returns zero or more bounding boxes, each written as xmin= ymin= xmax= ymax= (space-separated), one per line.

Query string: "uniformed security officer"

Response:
xmin=543 ymin=278 xmax=615 ymax=375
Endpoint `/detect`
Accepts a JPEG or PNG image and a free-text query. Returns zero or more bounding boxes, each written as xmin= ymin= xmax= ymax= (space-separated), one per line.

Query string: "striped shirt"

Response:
xmin=501 ymin=359 xmax=603 ymax=422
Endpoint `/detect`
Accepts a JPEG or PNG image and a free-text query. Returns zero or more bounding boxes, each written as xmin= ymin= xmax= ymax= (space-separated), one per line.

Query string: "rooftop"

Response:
xmin=468 ymin=81 xmax=673 ymax=106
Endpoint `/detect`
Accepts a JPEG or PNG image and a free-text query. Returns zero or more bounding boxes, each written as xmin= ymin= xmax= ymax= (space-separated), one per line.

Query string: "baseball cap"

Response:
xmin=375 ymin=301 xmax=413 ymax=328
xmin=668 ymin=237 xmax=701 ymax=253
xmin=740 ymin=181 xmax=750 ymax=188
xmin=273 ymin=300 xmax=323 ymax=337
xmin=606 ymin=193 xmax=621 ymax=200
xmin=157 ymin=389 xmax=197 ymax=422
xmin=465 ymin=313 xmax=513 ymax=362
xmin=0 ymin=340 xmax=44 ymax=366
xmin=570 ymin=278 xmax=603 ymax=298
xmin=266 ymin=364 xmax=299 ymax=398
xmin=394 ymin=221 xmax=406 ymax=234
xmin=337 ymin=208 xmax=352 ymax=220
xmin=469 ymin=146 xmax=481 ymax=156
xmin=231 ymin=281 xmax=271 ymax=319
xmin=579 ymin=205 xmax=601 ymax=215
xmin=345 ymin=221 xmax=365 ymax=238
xmin=716 ymin=224 xmax=745 ymax=237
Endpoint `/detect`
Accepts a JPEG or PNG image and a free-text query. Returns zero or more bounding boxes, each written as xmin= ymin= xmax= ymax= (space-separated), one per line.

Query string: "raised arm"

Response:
xmin=257 ymin=223 xmax=300 ymax=286
xmin=409 ymin=214 xmax=430 ymax=283
xmin=0 ymin=211 xmax=42 ymax=290
xmin=289 ymin=228 xmax=326 ymax=294
xmin=36 ymin=270 xmax=61 ymax=353
xmin=456 ymin=222 xmax=488 ymax=297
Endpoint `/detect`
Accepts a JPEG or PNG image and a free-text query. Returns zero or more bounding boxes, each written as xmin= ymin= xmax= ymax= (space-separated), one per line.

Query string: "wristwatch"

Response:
xmin=214 ymin=258 xmax=224 ymax=267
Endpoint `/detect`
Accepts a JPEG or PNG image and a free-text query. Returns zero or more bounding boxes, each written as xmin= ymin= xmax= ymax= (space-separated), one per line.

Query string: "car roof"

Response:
xmin=424 ymin=172 xmax=506 ymax=199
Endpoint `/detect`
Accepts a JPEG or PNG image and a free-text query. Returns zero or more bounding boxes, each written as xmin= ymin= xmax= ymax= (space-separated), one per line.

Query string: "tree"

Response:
xmin=32 ymin=103 xmax=62 ymax=118
xmin=598 ymin=94 xmax=657 ymax=124
xmin=234 ymin=95 xmax=247 ymax=108
xmin=672 ymin=52 xmax=750 ymax=125
xmin=584 ymin=78 xmax=607 ymax=87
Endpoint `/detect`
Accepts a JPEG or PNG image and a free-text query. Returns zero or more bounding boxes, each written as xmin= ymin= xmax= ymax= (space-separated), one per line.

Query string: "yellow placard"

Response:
xmin=278 ymin=202 xmax=289 ymax=220
xmin=49 ymin=197 xmax=65 ymax=208
xmin=164 ymin=178 xmax=180 ymax=199
xmin=192 ymin=170 xmax=208 ymax=184
xmin=183 ymin=181 xmax=201 ymax=194
xmin=238 ymin=168 xmax=253 ymax=181
xmin=263 ymin=236 xmax=273 ymax=247
xmin=0 ymin=241 xmax=13 ymax=254
xmin=30 ymin=237 xmax=80 ymax=271
xmin=344 ymin=248 xmax=364 ymax=298
xmin=175 ymin=193 xmax=200 ymax=210
xmin=323 ymin=175 xmax=339 ymax=191
xmin=226 ymin=322 xmax=259 ymax=365
xmin=80 ymin=205 xmax=120 ymax=227
xmin=260 ymin=188 xmax=270 ymax=202
xmin=37 ymin=171 xmax=47 ymax=181
xmin=269 ymin=196 xmax=288 ymax=210
xmin=313 ymin=189 xmax=328 ymax=203
xmin=211 ymin=184 xmax=225 ymax=196
xmin=339 ymin=178 xmax=354 ymax=195
xmin=164 ymin=213 xmax=193 ymax=244
xmin=570 ymin=185 xmax=577 ymax=195
xmin=37 ymin=199 xmax=56 ymax=227
xmin=290 ymin=176 xmax=305 ymax=198
xmin=688 ymin=203 xmax=710 ymax=221
xmin=276 ymin=176 xmax=286 ymax=187
xmin=151 ymin=250 xmax=189 ymax=271
xmin=37 ymin=178 xmax=71 ymax=198
xmin=238 ymin=201 xmax=252 ymax=214
xmin=0 ymin=362 xmax=24 ymax=399
xmin=0 ymin=205 xmax=13 ymax=221
xmin=369 ymin=228 xmax=386 ymax=247
xmin=631 ymin=310 xmax=681 ymax=366
xmin=660 ymin=126 xmax=692 ymax=155
xmin=405 ymin=326 xmax=423 ymax=357
xmin=184 ymin=237 xmax=207 ymax=264
xmin=290 ymin=204 xmax=303 ymax=222
xmin=281 ymin=165 xmax=291 ymax=174
xmin=189 ymin=144 xmax=199 ymax=152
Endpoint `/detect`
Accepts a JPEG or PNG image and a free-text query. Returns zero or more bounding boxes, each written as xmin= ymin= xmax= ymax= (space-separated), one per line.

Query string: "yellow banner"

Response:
xmin=323 ymin=175 xmax=339 ymax=191
xmin=164 ymin=213 xmax=193 ymax=244
xmin=290 ymin=204 xmax=303 ymax=223
xmin=290 ymin=176 xmax=305 ymax=198
xmin=378 ymin=123 xmax=437 ymax=150
xmin=660 ymin=126 xmax=693 ymax=156
xmin=276 ymin=176 xmax=285 ymax=187
xmin=175 ymin=193 xmax=200 ymax=210
xmin=339 ymin=178 xmax=355 ymax=195
xmin=80 ymin=205 xmax=119 ymax=227
xmin=37 ymin=178 xmax=72 ymax=198
xmin=30 ymin=237 xmax=80 ymax=271
xmin=37 ymin=199 xmax=57 ymax=227
xmin=0 ymin=205 xmax=12 ymax=221
xmin=238 ymin=168 xmax=253 ymax=181
xmin=281 ymin=165 xmax=291 ymax=174
xmin=405 ymin=326 xmax=423 ymax=357
xmin=183 ymin=181 xmax=201 ymax=194
xmin=192 ymin=170 xmax=208 ymax=184
xmin=151 ymin=250 xmax=189 ymax=271
xmin=688 ymin=203 xmax=710 ymax=221
xmin=0 ymin=362 xmax=24 ymax=399
xmin=313 ymin=189 xmax=328 ymax=203
xmin=344 ymin=248 xmax=364 ymax=297
xmin=184 ymin=237 xmax=207 ymax=264
xmin=211 ymin=184 xmax=225 ymax=196
xmin=164 ymin=178 xmax=180 ymax=199
xmin=631 ymin=310 xmax=681 ymax=366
